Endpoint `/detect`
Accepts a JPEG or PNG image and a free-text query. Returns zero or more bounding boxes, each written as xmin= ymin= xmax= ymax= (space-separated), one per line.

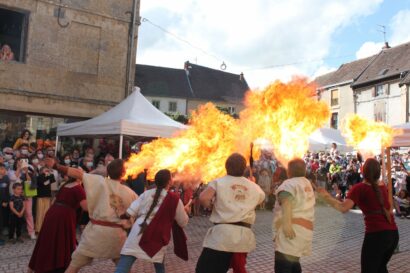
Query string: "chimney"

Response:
xmin=239 ymin=72 xmax=244 ymax=81
xmin=382 ymin=42 xmax=391 ymax=49
xmin=184 ymin=61 xmax=190 ymax=76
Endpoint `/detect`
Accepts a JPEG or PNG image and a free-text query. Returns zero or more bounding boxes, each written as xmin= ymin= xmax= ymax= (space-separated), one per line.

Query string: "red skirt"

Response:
xmin=29 ymin=204 xmax=78 ymax=273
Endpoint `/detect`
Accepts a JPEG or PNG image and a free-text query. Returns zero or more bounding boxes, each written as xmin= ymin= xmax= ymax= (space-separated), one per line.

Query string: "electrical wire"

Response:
xmin=140 ymin=17 xmax=356 ymax=73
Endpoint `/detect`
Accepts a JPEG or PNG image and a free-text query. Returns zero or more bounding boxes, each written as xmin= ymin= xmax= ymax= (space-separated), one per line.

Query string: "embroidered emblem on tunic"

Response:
xmin=231 ymin=184 xmax=249 ymax=201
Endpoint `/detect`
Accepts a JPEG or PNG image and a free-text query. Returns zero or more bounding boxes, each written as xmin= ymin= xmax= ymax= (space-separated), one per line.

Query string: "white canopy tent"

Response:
xmin=56 ymin=87 xmax=187 ymax=157
xmin=308 ymin=127 xmax=352 ymax=153
xmin=382 ymin=123 xmax=410 ymax=208
xmin=392 ymin=123 xmax=410 ymax=147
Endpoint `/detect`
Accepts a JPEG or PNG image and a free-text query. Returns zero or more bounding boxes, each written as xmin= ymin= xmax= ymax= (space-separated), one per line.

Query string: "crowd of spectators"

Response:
xmin=252 ymin=144 xmax=410 ymax=220
xmin=1 ymin=130 xmax=410 ymax=248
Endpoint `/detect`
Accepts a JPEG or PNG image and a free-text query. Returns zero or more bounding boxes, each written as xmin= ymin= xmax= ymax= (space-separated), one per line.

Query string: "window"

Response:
xmin=0 ymin=7 xmax=29 ymax=62
xmin=375 ymin=84 xmax=384 ymax=97
xmin=168 ymin=101 xmax=177 ymax=112
xmin=374 ymin=101 xmax=386 ymax=122
xmin=227 ymin=106 xmax=236 ymax=114
xmin=330 ymin=89 xmax=339 ymax=106
xmin=152 ymin=100 xmax=160 ymax=109
xmin=330 ymin=113 xmax=338 ymax=129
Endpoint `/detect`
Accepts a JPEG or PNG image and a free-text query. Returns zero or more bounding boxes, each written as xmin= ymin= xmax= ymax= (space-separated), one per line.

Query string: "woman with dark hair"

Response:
xmin=318 ymin=158 xmax=399 ymax=273
xmin=13 ymin=129 xmax=32 ymax=151
xmin=115 ymin=169 xmax=190 ymax=273
xmin=28 ymin=175 xmax=87 ymax=273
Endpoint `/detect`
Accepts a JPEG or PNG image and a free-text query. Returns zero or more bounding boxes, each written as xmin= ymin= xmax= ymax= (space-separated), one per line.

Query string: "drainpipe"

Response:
xmin=125 ymin=0 xmax=140 ymax=98
xmin=406 ymin=85 xmax=409 ymax=123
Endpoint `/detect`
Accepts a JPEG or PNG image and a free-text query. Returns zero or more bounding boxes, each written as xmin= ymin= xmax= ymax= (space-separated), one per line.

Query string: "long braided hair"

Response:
xmin=139 ymin=169 xmax=172 ymax=234
xmin=363 ymin=158 xmax=392 ymax=224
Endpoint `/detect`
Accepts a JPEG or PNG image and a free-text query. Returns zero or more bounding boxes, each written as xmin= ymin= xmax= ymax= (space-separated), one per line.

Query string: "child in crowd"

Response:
xmin=0 ymin=163 xmax=10 ymax=246
xmin=394 ymin=189 xmax=410 ymax=219
xmin=9 ymin=183 xmax=25 ymax=243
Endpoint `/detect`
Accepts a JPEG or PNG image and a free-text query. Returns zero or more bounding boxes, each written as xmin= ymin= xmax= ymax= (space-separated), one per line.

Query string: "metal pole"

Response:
xmin=381 ymin=148 xmax=386 ymax=184
xmin=119 ymin=134 xmax=124 ymax=159
xmin=386 ymin=147 xmax=393 ymax=209
xmin=55 ymin=135 xmax=59 ymax=157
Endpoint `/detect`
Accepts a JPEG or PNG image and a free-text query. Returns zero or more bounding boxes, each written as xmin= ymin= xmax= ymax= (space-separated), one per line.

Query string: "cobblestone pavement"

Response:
xmin=1 ymin=205 xmax=409 ymax=273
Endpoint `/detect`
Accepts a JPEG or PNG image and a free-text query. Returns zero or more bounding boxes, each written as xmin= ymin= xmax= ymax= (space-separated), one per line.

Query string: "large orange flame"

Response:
xmin=342 ymin=114 xmax=402 ymax=157
xmin=239 ymin=78 xmax=330 ymax=164
xmin=125 ymin=78 xmax=330 ymax=183
xmin=125 ymin=103 xmax=239 ymax=182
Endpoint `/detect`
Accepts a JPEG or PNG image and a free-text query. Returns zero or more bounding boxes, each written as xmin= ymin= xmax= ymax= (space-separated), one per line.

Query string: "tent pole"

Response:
xmin=119 ymin=134 xmax=124 ymax=159
xmin=55 ymin=135 xmax=59 ymax=158
xmin=386 ymin=147 xmax=393 ymax=209
xmin=381 ymin=148 xmax=386 ymax=184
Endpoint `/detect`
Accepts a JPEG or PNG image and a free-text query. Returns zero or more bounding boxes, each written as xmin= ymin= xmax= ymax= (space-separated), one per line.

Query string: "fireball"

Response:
xmin=125 ymin=78 xmax=330 ymax=183
xmin=342 ymin=114 xmax=402 ymax=157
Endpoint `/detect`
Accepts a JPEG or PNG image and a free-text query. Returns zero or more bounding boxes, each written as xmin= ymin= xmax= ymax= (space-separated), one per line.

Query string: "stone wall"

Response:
xmin=0 ymin=0 xmax=138 ymax=118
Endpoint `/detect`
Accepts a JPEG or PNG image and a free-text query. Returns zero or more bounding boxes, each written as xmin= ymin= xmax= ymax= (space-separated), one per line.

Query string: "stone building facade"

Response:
xmin=0 ymin=0 xmax=139 ymax=145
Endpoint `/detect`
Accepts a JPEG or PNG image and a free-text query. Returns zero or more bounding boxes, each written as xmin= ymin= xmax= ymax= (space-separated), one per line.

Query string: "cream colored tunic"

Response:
xmin=273 ymin=177 xmax=315 ymax=257
xmin=74 ymin=173 xmax=137 ymax=259
xmin=121 ymin=189 xmax=189 ymax=263
xmin=202 ymin=175 xmax=265 ymax=253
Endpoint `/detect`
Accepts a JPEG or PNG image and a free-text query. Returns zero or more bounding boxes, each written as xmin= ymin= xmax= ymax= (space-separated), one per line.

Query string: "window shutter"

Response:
xmin=372 ymin=86 xmax=376 ymax=97
xmin=385 ymin=84 xmax=390 ymax=95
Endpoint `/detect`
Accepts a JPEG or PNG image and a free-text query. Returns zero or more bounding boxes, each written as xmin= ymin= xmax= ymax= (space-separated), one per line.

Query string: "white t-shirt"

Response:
xmin=202 ymin=175 xmax=265 ymax=253
xmin=273 ymin=177 xmax=315 ymax=257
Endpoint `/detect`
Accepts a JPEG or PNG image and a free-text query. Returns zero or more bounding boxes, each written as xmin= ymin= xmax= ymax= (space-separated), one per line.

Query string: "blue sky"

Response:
xmin=137 ymin=0 xmax=410 ymax=88
xmin=327 ymin=0 xmax=410 ymax=68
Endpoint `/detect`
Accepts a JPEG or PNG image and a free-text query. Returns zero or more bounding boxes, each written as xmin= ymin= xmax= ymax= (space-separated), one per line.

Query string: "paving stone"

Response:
xmin=0 ymin=205 xmax=409 ymax=272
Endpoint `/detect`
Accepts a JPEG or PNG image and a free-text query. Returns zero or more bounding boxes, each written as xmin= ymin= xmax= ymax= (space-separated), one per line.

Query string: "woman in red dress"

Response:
xmin=318 ymin=158 xmax=398 ymax=273
xmin=28 ymin=177 xmax=87 ymax=273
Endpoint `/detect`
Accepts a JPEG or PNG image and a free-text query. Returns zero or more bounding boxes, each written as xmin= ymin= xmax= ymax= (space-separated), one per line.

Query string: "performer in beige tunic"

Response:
xmin=272 ymin=158 xmax=315 ymax=273
xmin=45 ymin=158 xmax=137 ymax=273
xmin=196 ymin=153 xmax=265 ymax=273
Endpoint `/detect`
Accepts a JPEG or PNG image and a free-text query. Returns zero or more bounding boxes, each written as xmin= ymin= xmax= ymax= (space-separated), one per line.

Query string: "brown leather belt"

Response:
xmin=292 ymin=218 xmax=313 ymax=230
xmin=214 ymin=222 xmax=252 ymax=229
xmin=90 ymin=218 xmax=124 ymax=229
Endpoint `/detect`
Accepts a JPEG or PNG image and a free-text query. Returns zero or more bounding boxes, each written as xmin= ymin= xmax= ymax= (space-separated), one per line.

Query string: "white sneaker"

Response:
xmin=30 ymin=234 xmax=37 ymax=240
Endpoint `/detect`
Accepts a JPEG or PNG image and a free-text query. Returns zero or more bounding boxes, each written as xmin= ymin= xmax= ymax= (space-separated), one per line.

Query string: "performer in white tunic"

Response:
xmin=45 ymin=158 xmax=137 ymax=273
xmin=115 ymin=169 xmax=190 ymax=273
xmin=273 ymin=158 xmax=315 ymax=273
xmin=196 ymin=153 xmax=265 ymax=273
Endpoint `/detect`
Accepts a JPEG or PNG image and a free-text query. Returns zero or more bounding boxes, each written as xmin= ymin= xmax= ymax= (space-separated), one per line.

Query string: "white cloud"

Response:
xmin=355 ymin=41 xmax=383 ymax=59
xmin=355 ymin=9 xmax=410 ymax=60
xmin=390 ymin=9 xmax=410 ymax=45
xmin=137 ymin=0 xmax=383 ymax=88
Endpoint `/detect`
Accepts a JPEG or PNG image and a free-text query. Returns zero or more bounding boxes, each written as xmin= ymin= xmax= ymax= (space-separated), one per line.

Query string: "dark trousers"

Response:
xmin=361 ymin=230 xmax=399 ymax=273
xmin=8 ymin=213 xmax=23 ymax=239
xmin=196 ymin=248 xmax=233 ymax=273
xmin=274 ymin=251 xmax=302 ymax=273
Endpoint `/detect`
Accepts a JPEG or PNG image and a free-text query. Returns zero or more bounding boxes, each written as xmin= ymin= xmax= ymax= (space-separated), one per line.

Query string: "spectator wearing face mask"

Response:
xmin=18 ymin=143 xmax=31 ymax=159
xmin=90 ymin=153 xmax=114 ymax=177
xmin=35 ymin=150 xmax=45 ymax=161
xmin=30 ymin=155 xmax=42 ymax=174
xmin=13 ymin=130 xmax=32 ymax=151
xmin=35 ymin=167 xmax=55 ymax=232
xmin=81 ymin=155 xmax=95 ymax=173
xmin=61 ymin=153 xmax=73 ymax=167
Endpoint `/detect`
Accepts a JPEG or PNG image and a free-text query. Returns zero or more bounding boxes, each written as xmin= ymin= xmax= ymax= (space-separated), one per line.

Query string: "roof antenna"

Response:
xmin=377 ymin=24 xmax=387 ymax=43
xmin=377 ymin=25 xmax=390 ymax=49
